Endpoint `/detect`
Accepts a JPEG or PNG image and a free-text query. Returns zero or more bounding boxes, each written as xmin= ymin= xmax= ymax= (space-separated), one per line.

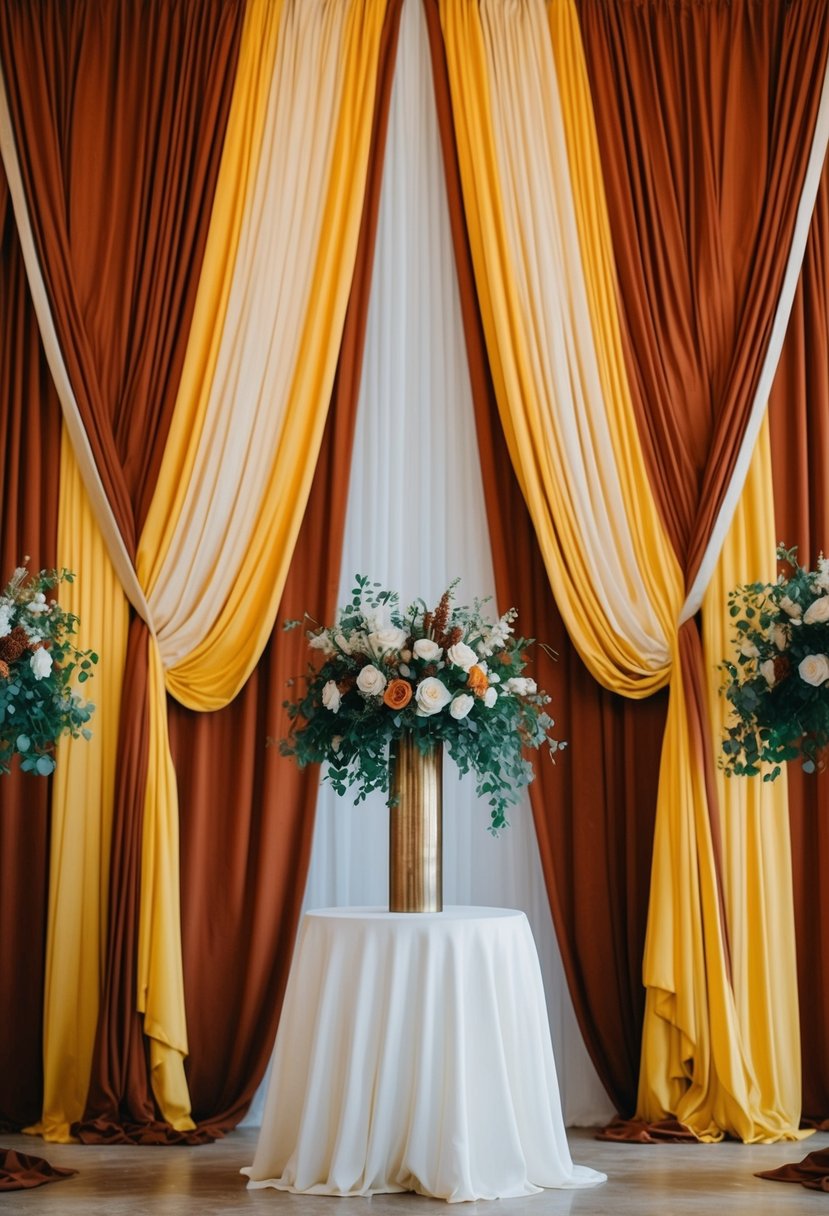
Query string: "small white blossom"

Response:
xmin=483 ymin=687 xmax=498 ymax=708
xmin=308 ymin=629 xmax=336 ymax=657
xmin=780 ymin=595 xmax=802 ymax=619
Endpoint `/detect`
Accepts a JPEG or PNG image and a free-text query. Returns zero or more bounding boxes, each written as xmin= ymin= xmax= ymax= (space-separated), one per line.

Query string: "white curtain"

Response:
xmin=245 ymin=0 xmax=613 ymax=1128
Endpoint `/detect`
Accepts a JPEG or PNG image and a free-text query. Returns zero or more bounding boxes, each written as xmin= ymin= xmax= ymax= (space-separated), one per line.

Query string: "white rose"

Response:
xmin=446 ymin=642 xmax=478 ymax=672
xmin=780 ymin=595 xmax=802 ymax=619
xmin=356 ymin=664 xmax=387 ymax=697
xmin=449 ymin=693 xmax=474 ymax=720
xmin=413 ymin=638 xmax=442 ymax=662
xmin=760 ymin=659 xmax=777 ymax=686
xmin=739 ymin=640 xmax=760 ymax=659
xmin=804 ymin=596 xmax=829 ymax=625
xmin=799 ymin=653 xmax=829 ymax=687
xmin=29 ymin=647 xmax=53 ymax=681
xmin=321 ymin=680 xmax=341 ymax=712
xmin=369 ymin=627 xmax=408 ymax=659
xmin=483 ymin=687 xmax=498 ymax=708
xmin=415 ymin=677 xmax=452 ymax=716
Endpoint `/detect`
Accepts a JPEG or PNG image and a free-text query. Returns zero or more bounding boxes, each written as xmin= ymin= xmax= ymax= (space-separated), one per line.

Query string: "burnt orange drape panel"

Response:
xmin=166 ymin=0 xmax=403 ymax=1135
xmin=423 ymin=0 xmax=667 ymax=1116
xmin=576 ymin=0 xmax=829 ymax=584
xmin=0 ymin=164 xmax=61 ymax=1130
xmin=0 ymin=0 xmax=245 ymax=1138
xmin=768 ymin=164 xmax=829 ymax=1127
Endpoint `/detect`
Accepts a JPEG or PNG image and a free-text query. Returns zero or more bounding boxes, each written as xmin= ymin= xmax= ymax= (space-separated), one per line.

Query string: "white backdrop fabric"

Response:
xmin=244 ymin=0 xmax=613 ymax=1129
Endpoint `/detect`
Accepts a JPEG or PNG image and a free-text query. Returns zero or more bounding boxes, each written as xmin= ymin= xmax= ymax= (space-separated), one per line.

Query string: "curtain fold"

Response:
xmin=0 ymin=0 xmax=246 ymax=1138
xmin=768 ymin=164 xmax=829 ymax=1124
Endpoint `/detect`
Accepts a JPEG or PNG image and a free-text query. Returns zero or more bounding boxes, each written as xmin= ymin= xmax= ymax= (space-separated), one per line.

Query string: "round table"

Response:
xmin=242 ymin=906 xmax=606 ymax=1202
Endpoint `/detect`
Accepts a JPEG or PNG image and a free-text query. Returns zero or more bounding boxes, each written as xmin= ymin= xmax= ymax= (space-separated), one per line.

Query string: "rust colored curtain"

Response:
xmin=166 ymin=0 xmax=403 ymax=1134
xmin=423 ymin=0 xmax=667 ymax=1115
xmin=0 ymin=164 xmax=62 ymax=1131
xmin=0 ymin=0 xmax=246 ymax=1137
xmin=768 ymin=164 xmax=829 ymax=1126
xmin=576 ymin=0 xmax=829 ymax=583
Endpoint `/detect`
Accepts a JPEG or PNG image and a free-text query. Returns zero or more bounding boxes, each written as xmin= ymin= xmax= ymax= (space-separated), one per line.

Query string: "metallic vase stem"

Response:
xmin=389 ymin=736 xmax=443 ymax=913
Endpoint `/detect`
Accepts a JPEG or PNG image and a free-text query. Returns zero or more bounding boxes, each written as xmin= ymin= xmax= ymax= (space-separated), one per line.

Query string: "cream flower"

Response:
xmin=356 ymin=664 xmax=387 ymax=697
xmin=798 ymin=653 xmax=829 ymax=687
xmin=415 ymin=676 xmax=452 ymax=716
xmin=308 ymin=629 xmax=336 ymax=657
xmin=413 ymin=638 xmax=442 ymax=662
xmin=446 ymin=641 xmax=478 ymax=672
xmin=771 ymin=623 xmax=789 ymax=651
xmin=803 ymin=596 xmax=829 ymax=625
xmin=739 ymin=640 xmax=760 ymax=659
xmin=780 ymin=595 xmax=802 ymax=619
xmin=449 ymin=693 xmax=474 ymax=720
xmin=483 ymin=687 xmax=498 ymax=708
xmin=505 ymin=677 xmax=537 ymax=696
xmin=29 ymin=647 xmax=53 ymax=681
xmin=321 ymin=680 xmax=341 ymax=712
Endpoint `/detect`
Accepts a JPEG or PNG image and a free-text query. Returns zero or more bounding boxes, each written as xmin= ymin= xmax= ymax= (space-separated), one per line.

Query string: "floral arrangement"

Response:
xmin=0 ymin=561 xmax=97 ymax=777
xmin=720 ymin=546 xmax=829 ymax=779
xmin=279 ymin=575 xmax=564 ymax=831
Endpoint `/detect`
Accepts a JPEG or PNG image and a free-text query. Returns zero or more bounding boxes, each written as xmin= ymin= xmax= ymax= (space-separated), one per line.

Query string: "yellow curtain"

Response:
xmin=441 ymin=0 xmax=802 ymax=1140
xmin=31 ymin=432 xmax=129 ymax=1141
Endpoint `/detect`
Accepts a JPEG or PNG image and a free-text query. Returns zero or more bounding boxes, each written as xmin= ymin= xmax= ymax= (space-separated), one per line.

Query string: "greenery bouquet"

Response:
xmin=279 ymin=576 xmax=564 ymax=831
xmin=0 ymin=562 xmax=97 ymax=776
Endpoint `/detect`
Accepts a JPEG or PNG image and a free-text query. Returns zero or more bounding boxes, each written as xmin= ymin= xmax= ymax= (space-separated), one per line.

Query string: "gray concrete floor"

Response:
xmin=2 ymin=1127 xmax=827 ymax=1214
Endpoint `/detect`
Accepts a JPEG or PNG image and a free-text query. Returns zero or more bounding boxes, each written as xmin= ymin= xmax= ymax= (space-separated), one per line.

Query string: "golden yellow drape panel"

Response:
xmin=33 ymin=433 xmax=129 ymax=1140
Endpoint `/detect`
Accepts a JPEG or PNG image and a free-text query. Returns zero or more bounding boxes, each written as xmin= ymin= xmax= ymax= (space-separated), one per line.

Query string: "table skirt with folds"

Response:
xmin=242 ymin=906 xmax=606 ymax=1202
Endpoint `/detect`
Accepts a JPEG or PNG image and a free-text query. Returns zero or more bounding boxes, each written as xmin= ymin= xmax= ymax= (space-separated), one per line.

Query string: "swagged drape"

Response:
xmin=0 ymin=0 xmax=400 ymax=1142
xmin=438 ymin=0 xmax=829 ymax=1141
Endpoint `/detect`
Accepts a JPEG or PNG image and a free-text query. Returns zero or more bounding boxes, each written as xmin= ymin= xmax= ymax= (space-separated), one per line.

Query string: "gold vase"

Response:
xmin=389 ymin=735 xmax=443 ymax=913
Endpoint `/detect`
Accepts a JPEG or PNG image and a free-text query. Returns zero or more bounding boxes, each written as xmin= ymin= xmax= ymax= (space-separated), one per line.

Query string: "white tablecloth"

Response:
xmin=242 ymin=907 xmax=606 ymax=1202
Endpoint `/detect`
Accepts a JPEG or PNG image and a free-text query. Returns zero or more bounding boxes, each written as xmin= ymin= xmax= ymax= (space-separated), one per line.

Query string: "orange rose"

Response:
xmin=383 ymin=679 xmax=413 ymax=710
xmin=466 ymin=665 xmax=489 ymax=698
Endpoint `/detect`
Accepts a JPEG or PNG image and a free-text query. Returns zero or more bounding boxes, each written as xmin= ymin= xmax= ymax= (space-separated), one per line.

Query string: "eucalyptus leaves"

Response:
xmin=278 ymin=576 xmax=564 ymax=831
xmin=0 ymin=563 xmax=97 ymax=777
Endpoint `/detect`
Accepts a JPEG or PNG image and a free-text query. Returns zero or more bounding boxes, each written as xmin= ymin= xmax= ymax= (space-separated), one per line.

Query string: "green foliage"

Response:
xmin=276 ymin=576 xmax=565 ymax=832
xmin=0 ymin=563 xmax=97 ymax=778
xmin=720 ymin=545 xmax=829 ymax=779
